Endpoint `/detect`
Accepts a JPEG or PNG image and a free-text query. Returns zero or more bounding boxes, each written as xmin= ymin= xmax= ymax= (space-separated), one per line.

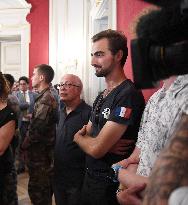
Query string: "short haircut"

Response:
xmin=4 ymin=73 xmax=15 ymax=88
xmin=92 ymin=29 xmax=128 ymax=67
xmin=0 ymin=72 xmax=10 ymax=99
xmin=62 ymin=74 xmax=83 ymax=91
xmin=19 ymin=76 xmax=29 ymax=84
xmin=35 ymin=64 xmax=54 ymax=84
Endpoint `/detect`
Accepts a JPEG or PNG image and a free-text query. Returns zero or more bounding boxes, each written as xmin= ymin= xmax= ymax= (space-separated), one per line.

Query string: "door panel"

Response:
xmin=1 ymin=41 xmax=21 ymax=81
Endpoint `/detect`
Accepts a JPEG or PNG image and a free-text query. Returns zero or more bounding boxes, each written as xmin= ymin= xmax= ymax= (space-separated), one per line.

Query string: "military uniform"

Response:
xmin=25 ymin=88 xmax=58 ymax=205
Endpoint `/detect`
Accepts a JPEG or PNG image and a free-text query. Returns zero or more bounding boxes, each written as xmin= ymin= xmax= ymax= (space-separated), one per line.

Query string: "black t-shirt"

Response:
xmin=87 ymin=79 xmax=145 ymax=171
xmin=54 ymin=101 xmax=91 ymax=185
xmin=0 ymin=106 xmax=16 ymax=175
xmin=0 ymin=105 xmax=16 ymax=127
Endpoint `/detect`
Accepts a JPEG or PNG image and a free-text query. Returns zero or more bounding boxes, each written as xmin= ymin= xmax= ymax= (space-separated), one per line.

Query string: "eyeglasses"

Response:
xmin=57 ymin=83 xmax=80 ymax=89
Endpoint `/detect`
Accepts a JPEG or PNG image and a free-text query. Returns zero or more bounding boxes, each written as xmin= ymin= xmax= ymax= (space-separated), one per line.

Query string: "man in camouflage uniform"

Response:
xmin=22 ymin=64 xmax=58 ymax=205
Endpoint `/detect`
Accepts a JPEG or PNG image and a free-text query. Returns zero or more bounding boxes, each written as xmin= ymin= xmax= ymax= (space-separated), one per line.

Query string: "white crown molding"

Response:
xmin=0 ymin=0 xmax=31 ymax=9
xmin=0 ymin=0 xmax=31 ymax=26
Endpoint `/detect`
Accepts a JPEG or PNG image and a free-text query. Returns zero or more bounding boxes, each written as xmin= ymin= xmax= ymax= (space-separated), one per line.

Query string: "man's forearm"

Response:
xmin=143 ymin=114 xmax=188 ymax=205
xmin=74 ymin=121 xmax=129 ymax=159
xmin=74 ymin=134 xmax=101 ymax=158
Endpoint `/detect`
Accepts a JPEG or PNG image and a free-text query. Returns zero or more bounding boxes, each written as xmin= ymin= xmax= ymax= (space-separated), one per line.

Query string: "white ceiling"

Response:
xmin=0 ymin=0 xmax=30 ymax=9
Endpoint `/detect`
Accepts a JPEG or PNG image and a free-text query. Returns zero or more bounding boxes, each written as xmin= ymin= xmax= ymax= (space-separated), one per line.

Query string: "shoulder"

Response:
xmin=14 ymin=91 xmax=20 ymax=97
xmin=28 ymin=90 xmax=36 ymax=95
xmin=118 ymin=80 xmax=143 ymax=98
xmin=78 ymin=101 xmax=92 ymax=117
xmin=116 ymin=80 xmax=145 ymax=106
xmin=8 ymin=94 xmax=19 ymax=105
xmin=40 ymin=89 xmax=56 ymax=105
xmin=0 ymin=106 xmax=16 ymax=127
xmin=82 ymin=102 xmax=92 ymax=111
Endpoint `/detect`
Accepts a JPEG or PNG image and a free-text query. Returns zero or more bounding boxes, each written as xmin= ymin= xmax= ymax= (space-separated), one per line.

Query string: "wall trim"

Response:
xmin=0 ymin=0 xmax=31 ymax=77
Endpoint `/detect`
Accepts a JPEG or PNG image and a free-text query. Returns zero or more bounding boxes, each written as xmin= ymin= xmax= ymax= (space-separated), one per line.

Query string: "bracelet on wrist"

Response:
xmin=111 ymin=164 xmax=124 ymax=182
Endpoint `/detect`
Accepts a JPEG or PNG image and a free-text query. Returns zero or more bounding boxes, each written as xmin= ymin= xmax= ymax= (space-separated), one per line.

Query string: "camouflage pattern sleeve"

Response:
xmin=143 ymin=113 xmax=188 ymax=205
xmin=28 ymin=89 xmax=58 ymax=146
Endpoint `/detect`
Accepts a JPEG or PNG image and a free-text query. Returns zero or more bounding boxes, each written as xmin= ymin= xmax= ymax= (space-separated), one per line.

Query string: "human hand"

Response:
xmin=79 ymin=125 xmax=87 ymax=136
xmin=109 ymin=139 xmax=135 ymax=155
xmin=118 ymin=167 xmax=143 ymax=188
xmin=117 ymin=184 xmax=146 ymax=205
xmin=126 ymin=163 xmax=138 ymax=173
xmin=25 ymin=113 xmax=32 ymax=120
xmin=74 ymin=125 xmax=87 ymax=142
xmin=112 ymin=158 xmax=130 ymax=170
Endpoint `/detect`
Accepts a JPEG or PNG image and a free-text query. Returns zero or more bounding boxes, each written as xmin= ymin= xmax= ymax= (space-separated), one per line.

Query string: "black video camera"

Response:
xmin=131 ymin=0 xmax=188 ymax=89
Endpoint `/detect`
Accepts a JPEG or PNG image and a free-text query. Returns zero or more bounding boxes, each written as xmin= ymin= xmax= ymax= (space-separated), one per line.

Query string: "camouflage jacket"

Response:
xmin=26 ymin=87 xmax=58 ymax=149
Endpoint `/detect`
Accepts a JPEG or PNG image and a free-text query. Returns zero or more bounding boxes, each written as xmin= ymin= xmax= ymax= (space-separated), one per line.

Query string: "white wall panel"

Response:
xmin=1 ymin=42 xmax=21 ymax=80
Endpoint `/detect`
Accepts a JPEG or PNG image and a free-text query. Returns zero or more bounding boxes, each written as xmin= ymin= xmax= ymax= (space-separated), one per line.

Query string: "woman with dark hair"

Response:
xmin=0 ymin=72 xmax=18 ymax=205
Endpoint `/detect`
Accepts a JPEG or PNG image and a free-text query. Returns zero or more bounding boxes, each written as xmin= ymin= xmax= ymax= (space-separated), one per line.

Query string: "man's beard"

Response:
xmin=95 ymin=69 xmax=110 ymax=77
xmin=95 ymin=65 xmax=114 ymax=77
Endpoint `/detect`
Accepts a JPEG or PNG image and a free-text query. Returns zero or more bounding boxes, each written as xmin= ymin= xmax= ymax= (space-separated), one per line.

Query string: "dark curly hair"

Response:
xmin=0 ymin=72 xmax=10 ymax=100
xmin=19 ymin=76 xmax=29 ymax=84
xmin=4 ymin=73 xmax=15 ymax=89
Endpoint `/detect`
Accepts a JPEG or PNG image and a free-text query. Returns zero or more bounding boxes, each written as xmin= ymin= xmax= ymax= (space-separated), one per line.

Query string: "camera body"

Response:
xmin=131 ymin=38 xmax=188 ymax=89
xmin=131 ymin=0 xmax=188 ymax=89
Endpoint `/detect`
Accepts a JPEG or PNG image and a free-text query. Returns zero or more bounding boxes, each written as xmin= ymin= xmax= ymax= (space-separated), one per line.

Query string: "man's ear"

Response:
xmin=39 ymin=74 xmax=45 ymax=82
xmin=115 ymin=50 xmax=123 ymax=63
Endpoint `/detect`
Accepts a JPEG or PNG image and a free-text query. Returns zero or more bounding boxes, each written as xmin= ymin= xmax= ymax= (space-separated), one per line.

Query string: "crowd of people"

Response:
xmin=1 ymin=3 xmax=188 ymax=205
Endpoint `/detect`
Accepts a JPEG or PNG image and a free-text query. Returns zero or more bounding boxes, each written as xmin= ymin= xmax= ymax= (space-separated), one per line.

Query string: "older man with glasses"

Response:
xmin=53 ymin=74 xmax=91 ymax=205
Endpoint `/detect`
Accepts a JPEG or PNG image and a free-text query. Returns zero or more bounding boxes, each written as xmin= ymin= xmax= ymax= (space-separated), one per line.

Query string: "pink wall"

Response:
xmin=26 ymin=0 xmax=49 ymax=79
xmin=25 ymin=0 xmax=158 ymax=99
xmin=117 ymin=0 xmax=158 ymax=101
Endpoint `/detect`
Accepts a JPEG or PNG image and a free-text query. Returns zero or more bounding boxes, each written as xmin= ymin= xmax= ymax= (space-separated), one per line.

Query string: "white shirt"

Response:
xmin=136 ymin=74 xmax=188 ymax=177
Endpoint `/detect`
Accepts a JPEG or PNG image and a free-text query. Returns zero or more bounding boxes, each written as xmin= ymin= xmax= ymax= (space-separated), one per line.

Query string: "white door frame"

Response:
xmin=49 ymin=0 xmax=116 ymax=104
xmin=87 ymin=0 xmax=117 ymax=104
xmin=0 ymin=0 xmax=31 ymax=78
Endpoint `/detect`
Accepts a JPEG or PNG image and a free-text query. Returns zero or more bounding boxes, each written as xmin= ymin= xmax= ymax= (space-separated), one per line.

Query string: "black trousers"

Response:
xmin=54 ymin=184 xmax=82 ymax=205
xmin=81 ymin=171 xmax=119 ymax=205
xmin=0 ymin=167 xmax=18 ymax=205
